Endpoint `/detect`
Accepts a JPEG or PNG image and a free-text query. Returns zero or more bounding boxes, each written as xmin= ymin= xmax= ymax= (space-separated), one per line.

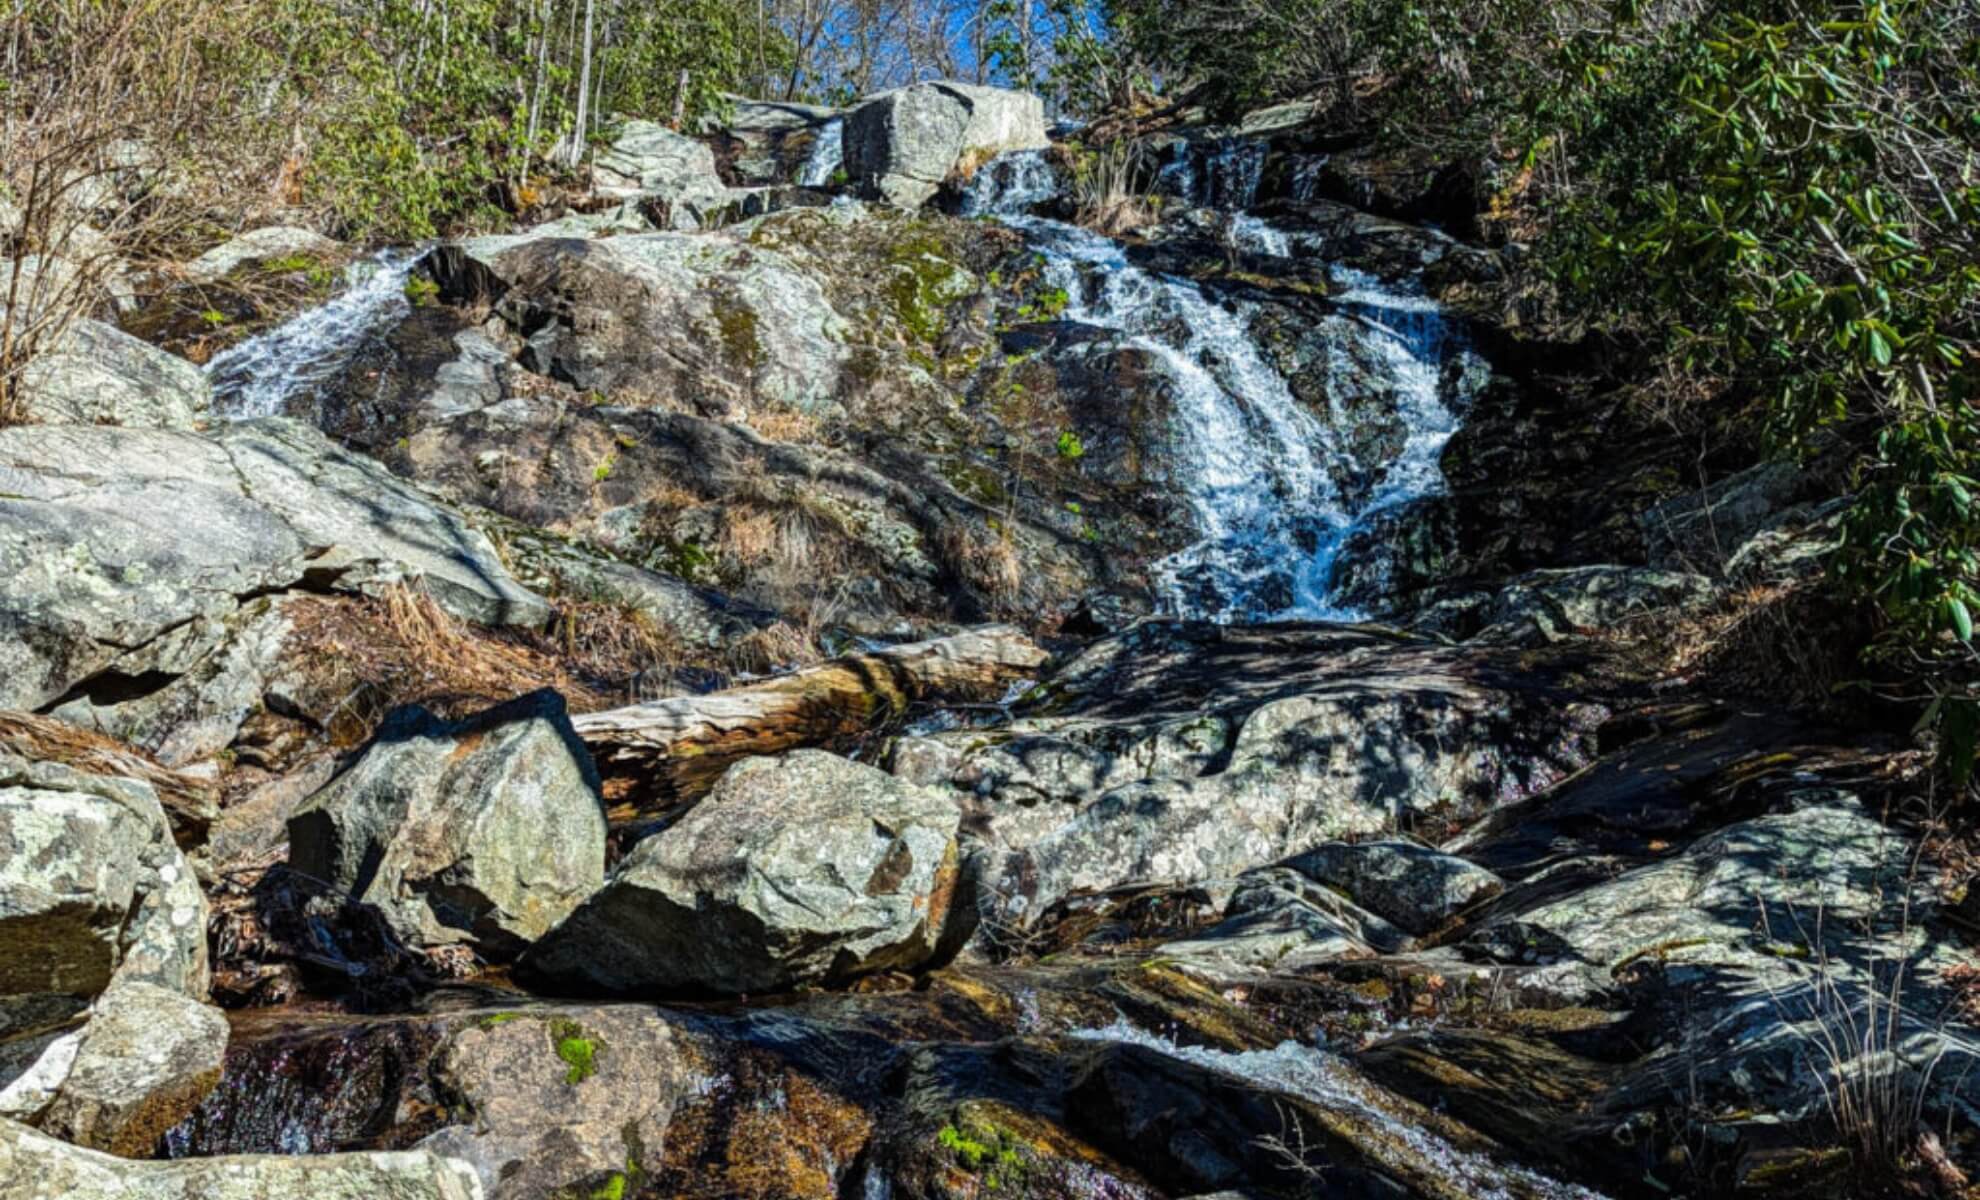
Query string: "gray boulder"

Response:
xmin=288 ymin=691 xmax=607 ymax=959
xmin=0 ymin=419 xmax=547 ymax=712
xmin=418 ymin=1007 xmax=694 ymax=1200
xmin=0 ymin=1115 xmax=484 ymax=1199
xmin=523 ymin=750 xmax=963 ymax=995
xmin=183 ymin=225 xmax=342 ymax=283
xmin=14 ymin=318 xmax=211 ymax=430
xmin=1282 ymin=839 xmax=1503 ymax=936
xmin=844 ymin=82 xmax=1048 ymax=208
xmin=1467 ymin=799 xmax=1980 ymax=1144
xmin=38 ymin=981 xmax=227 ymax=1156
xmin=591 ymin=120 xmax=737 ymax=228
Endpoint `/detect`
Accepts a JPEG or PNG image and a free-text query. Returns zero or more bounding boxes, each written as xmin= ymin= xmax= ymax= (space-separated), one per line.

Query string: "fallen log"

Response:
xmin=573 ymin=625 xmax=1048 ymax=817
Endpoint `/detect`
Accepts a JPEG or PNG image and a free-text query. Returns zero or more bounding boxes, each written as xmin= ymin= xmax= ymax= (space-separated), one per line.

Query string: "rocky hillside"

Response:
xmin=0 ymin=80 xmax=1974 ymax=1200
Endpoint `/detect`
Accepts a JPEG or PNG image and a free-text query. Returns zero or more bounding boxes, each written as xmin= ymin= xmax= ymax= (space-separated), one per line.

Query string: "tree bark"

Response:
xmin=573 ymin=625 xmax=1046 ymax=818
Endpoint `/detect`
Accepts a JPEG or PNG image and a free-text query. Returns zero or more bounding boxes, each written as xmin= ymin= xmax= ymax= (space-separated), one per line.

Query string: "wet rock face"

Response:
xmin=894 ymin=622 xmax=1604 ymax=935
xmin=843 ymin=82 xmax=1048 ymax=209
xmin=709 ymin=100 xmax=843 ymax=187
xmin=287 ymin=690 xmax=607 ymax=960
xmin=523 ymin=750 xmax=963 ymax=996
xmin=0 ymin=1115 xmax=486 ymax=1200
xmin=0 ymin=418 xmax=547 ymax=713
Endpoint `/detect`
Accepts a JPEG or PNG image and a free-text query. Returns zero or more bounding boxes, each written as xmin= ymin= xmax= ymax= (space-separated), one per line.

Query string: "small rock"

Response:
xmin=39 ymin=981 xmax=228 ymax=1157
xmin=522 ymin=750 xmax=963 ymax=995
xmin=1282 ymin=840 xmax=1503 ymax=936
xmin=288 ymin=690 xmax=607 ymax=960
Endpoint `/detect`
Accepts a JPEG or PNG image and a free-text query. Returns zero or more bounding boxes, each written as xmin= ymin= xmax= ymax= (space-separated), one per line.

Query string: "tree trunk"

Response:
xmin=573 ymin=626 xmax=1046 ymax=818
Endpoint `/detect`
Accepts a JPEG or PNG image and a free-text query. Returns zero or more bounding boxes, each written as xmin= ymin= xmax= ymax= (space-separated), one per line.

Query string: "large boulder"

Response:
xmin=0 ymin=753 xmax=216 ymax=1146
xmin=0 ymin=1116 xmax=484 ymax=1199
xmin=13 ymin=318 xmax=211 ymax=430
xmin=418 ymin=1007 xmax=696 ymax=1200
xmin=287 ymin=691 xmax=607 ymax=960
xmin=0 ymin=419 xmax=547 ymax=712
xmin=522 ymin=750 xmax=963 ymax=995
xmin=590 ymin=120 xmax=738 ymax=228
xmin=844 ymin=82 xmax=1048 ymax=209
xmin=37 ymin=981 xmax=227 ymax=1157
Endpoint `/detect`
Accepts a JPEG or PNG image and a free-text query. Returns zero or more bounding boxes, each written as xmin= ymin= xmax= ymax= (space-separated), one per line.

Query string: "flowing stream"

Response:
xmin=204 ymin=248 xmax=425 ymax=419
xmin=799 ymin=117 xmax=846 ymax=187
xmin=1072 ymin=1021 xmax=1606 ymax=1200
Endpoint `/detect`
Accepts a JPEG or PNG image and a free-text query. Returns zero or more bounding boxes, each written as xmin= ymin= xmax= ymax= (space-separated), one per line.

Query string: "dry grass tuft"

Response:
xmin=725 ymin=620 xmax=821 ymax=677
xmin=283 ymin=586 xmax=614 ymax=744
xmin=746 ymin=405 xmax=822 ymax=445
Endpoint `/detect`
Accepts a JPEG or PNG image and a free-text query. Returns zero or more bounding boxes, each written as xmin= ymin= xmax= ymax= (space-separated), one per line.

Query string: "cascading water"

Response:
xmin=959 ymin=148 xmax=1060 ymax=217
xmin=967 ymin=151 xmax=1479 ymax=621
xmin=1012 ymin=214 xmax=1347 ymax=620
xmin=204 ymin=248 xmax=425 ymax=420
xmin=1071 ymin=1022 xmax=1606 ymax=1200
xmin=1157 ymin=136 xmax=1268 ymax=212
xmin=799 ymin=117 xmax=845 ymax=187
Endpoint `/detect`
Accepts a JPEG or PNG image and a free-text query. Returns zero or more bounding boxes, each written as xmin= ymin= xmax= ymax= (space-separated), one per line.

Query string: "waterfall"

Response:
xmin=1071 ymin=1022 xmax=1607 ymax=1200
xmin=959 ymin=148 xmax=1059 ymax=217
xmin=798 ymin=117 xmax=845 ymax=187
xmin=968 ymin=149 xmax=1479 ymax=622
xmin=1012 ymin=214 xmax=1349 ymax=621
xmin=1157 ymin=137 xmax=1268 ymax=212
xmin=204 ymin=248 xmax=424 ymax=420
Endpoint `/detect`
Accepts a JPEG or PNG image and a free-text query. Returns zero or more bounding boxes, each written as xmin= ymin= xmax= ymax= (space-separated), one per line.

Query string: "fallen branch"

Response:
xmin=572 ymin=625 xmax=1046 ymax=817
xmin=0 ymin=710 xmax=218 ymax=846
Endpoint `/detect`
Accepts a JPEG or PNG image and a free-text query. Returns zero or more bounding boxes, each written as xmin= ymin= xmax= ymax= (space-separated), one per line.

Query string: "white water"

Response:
xmin=1072 ymin=1021 xmax=1606 ymax=1200
xmin=1013 ymin=214 xmax=1352 ymax=620
xmin=959 ymin=148 xmax=1059 ymax=217
xmin=798 ymin=117 xmax=845 ymax=187
xmin=969 ymin=150 xmax=1477 ymax=621
xmin=205 ymin=248 xmax=425 ymax=419
xmin=1158 ymin=137 xmax=1268 ymax=212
